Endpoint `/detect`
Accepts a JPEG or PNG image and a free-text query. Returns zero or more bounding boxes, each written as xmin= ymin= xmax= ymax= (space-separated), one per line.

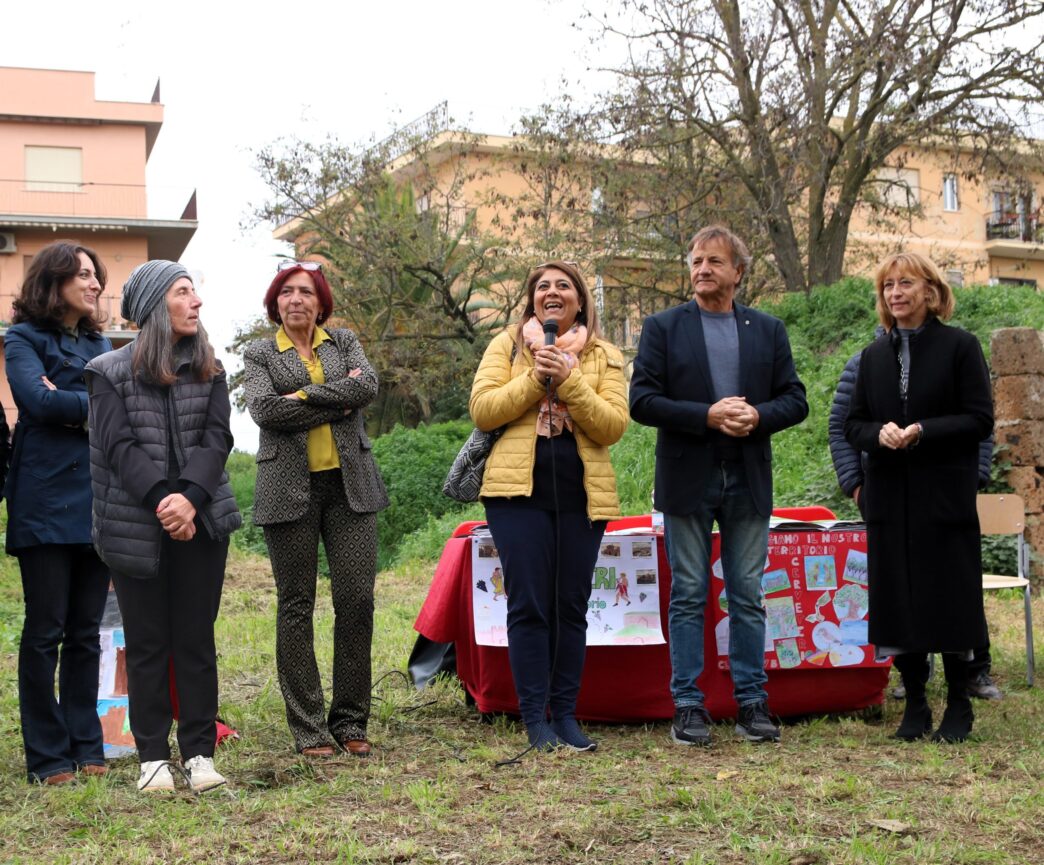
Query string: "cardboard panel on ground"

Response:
xmin=414 ymin=520 xmax=888 ymax=722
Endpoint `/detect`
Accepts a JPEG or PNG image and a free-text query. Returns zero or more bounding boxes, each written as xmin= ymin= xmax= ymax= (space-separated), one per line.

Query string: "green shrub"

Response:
xmin=609 ymin=423 xmax=657 ymax=514
xmin=372 ymin=419 xmax=475 ymax=570
xmin=392 ymin=503 xmax=485 ymax=568
xmin=226 ymin=451 xmax=268 ymax=557
xmin=226 ymin=279 xmax=1044 ymax=570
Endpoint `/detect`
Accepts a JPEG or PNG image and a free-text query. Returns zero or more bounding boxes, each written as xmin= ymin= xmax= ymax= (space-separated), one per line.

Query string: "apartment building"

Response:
xmin=849 ymin=143 xmax=1044 ymax=289
xmin=274 ymin=107 xmax=1043 ymax=355
xmin=0 ymin=66 xmax=198 ymax=424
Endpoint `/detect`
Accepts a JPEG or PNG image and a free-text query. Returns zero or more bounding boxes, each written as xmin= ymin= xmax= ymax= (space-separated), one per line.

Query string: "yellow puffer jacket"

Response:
xmin=469 ymin=330 xmax=629 ymax=522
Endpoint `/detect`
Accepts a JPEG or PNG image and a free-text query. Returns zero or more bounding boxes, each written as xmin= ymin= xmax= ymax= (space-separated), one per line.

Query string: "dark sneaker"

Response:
xmin=525 ymin=721 xmax=564 ymax=753
xmin=551 ymin=717 xmax=597 ymax=752
xmin=671 ymin=705 xmax=712 ymax=746
xmin=735 ymin=701 xmax=781 ymax=743
xmin=966 ymin=671 xmax=1002 ymax=701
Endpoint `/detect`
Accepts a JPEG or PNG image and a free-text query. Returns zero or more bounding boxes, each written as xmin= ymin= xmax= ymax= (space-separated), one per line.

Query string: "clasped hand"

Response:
xmin=157 ymin=493 xmax=197 ymax=541
xmin=531 ymin=346 xmax=570 ymax=389
xmin=878 ymin=421 xmax=920 ymax=450
xmin=708 ymin=396 xmax=759 ymax=437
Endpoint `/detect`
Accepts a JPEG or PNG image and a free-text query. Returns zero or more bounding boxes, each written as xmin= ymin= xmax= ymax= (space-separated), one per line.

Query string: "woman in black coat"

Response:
xmin=845 ymin=252 xmax=993 ymax=743
xmin=4 ymin=241 xmax=112 ymax=784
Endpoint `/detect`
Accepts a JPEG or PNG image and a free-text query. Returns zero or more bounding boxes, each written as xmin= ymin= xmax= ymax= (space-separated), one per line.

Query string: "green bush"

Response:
xmin=226 ymin=279 xmax=1044 ymax=570
xmin=609 ymin=423 xmax=657 ymax=514
xmin=372 ymin=419 xmax=475 ymax=570
xmin=226 ymin=451 xmax=268 ymax=557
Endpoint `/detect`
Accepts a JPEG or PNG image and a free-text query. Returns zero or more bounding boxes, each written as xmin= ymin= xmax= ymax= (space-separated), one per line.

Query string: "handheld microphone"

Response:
xmin=543 ymin=319 xmax=559 ymax=346
xmin=542 ymin=319 xmax=559 ymax=388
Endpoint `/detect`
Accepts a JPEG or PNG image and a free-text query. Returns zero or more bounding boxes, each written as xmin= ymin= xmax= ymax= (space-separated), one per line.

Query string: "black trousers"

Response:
xmin=483 ymin=503 xmax=606 ymax=726
xmin=17 ymin=544 xmax=109 ymax=782
xmin=111 ymin=532 xmax=227 ymax=762
xmin=263 ymin=470 xmax=378 ymax=750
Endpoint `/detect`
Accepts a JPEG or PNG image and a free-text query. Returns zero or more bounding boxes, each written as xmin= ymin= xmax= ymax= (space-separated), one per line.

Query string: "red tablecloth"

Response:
xmin=415 ymin=523 xmax=888 ymax=722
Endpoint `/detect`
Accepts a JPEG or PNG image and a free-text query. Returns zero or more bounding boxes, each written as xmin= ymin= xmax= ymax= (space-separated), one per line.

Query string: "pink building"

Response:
xmin=0 ymin=66 xmax=197 ymax=425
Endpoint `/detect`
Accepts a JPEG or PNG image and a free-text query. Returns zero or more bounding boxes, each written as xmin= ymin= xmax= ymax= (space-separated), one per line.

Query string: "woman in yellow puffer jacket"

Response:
xmin=469 ymin=260 xmax=628 ymax=753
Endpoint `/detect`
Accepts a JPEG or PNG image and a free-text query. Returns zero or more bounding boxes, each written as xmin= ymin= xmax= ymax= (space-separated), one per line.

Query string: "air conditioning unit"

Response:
xmin=0 ymin=232 xmax=17 ymax=254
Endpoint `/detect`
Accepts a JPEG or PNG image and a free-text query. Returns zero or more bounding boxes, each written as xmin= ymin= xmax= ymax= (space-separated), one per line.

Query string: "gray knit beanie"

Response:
xmin=121 ymin=260 xmax=190 ymax=325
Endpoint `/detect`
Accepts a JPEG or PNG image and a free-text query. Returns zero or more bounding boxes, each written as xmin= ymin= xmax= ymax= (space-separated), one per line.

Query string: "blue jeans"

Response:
xmin=664 ymin=461 xmax=769 ymax=708
xmin=17 ymin=544 xmax=109 ymax=782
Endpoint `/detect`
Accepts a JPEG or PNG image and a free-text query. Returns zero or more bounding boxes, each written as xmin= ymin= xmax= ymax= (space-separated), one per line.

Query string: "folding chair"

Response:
xmin=977 ymin=494 xmax=1035 ymax=687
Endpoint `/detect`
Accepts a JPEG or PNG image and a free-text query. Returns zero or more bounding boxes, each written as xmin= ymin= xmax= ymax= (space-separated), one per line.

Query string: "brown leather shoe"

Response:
xmin=342 ymin=739 xmax=371 ymax=757
xmin=80 ymin=764 xmax=108 ymax=777
xmin=42 ymin=771 xmax=76 ymax=786
xmin=300 ymin=745 xmax=336 ymax=758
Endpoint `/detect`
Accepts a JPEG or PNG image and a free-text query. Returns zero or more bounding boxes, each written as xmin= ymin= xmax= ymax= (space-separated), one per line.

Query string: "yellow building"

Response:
xmin=849 ymin=143 xmax=1044 ymax=288
xmin=274 ymin=110 xmax=1043 ymax=353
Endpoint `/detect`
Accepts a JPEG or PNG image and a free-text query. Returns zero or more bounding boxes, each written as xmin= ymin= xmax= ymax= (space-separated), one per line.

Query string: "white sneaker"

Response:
xmin=137 ymin=760 xmax=176 ymax=792
xmin=183 ymin=755 xmax=226 ymax=792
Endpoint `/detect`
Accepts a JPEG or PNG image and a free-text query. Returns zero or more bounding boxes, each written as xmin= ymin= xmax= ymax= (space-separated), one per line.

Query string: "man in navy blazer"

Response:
xmin=630 ymin=226 xmax=807 ymax=746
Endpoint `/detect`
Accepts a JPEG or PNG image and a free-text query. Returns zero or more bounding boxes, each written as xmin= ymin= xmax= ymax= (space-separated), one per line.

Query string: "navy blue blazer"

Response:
xmin=3 ymin=321 xmax=112 ymax=550
xmin=629 ymin=300 xmax=808 ymax=517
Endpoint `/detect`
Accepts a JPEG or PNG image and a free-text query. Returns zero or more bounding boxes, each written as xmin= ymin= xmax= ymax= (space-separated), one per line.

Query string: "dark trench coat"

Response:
xmin=844 ymin=317 xmax=993 ymax=653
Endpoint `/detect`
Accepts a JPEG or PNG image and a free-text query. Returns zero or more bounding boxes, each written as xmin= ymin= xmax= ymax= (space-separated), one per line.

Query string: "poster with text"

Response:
xmin=471 ymin=531 xmax=664 ymax=647
xmin=711 ymin=529 xmax=885 ymax=671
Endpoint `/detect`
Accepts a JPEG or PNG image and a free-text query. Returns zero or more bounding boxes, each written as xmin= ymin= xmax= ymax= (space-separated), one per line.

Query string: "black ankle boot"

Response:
xmin=932 ymin=690 xmax=973 ymax=743
xmin=891 ymin=653 xmax=931 ymax=741
xmin=932 ymin=653 xmax=974 ymax=743
xmin=894 ymin=697 xmax=932 ymax=741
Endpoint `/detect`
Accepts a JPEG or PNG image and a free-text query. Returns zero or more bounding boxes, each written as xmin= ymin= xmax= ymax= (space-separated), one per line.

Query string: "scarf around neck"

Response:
xmin=522 ymin=317 xmax=589 ymax=437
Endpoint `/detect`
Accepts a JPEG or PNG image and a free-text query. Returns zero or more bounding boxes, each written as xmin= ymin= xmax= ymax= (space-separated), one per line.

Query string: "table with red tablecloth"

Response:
xmin=414 ymin=519 xmax=888 ymax=722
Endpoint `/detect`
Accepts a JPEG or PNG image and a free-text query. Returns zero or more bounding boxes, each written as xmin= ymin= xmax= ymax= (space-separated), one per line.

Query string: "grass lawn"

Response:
xmin=0 ymin=547 xmax=1041 ymax=865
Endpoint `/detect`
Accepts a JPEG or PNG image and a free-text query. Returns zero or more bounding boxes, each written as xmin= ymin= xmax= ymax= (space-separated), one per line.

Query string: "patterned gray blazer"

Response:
xmin=243 ymin=327 xmax=389 ymax=525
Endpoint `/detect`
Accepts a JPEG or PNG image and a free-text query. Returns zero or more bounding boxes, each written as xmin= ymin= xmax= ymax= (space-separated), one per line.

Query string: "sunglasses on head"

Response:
xmin=277 ymin=260 xmax=323 ymax=273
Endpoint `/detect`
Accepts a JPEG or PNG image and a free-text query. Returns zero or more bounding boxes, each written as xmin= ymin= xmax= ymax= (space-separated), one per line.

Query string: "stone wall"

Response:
xmin=991 ymin=328 xmax=1044 ymax=579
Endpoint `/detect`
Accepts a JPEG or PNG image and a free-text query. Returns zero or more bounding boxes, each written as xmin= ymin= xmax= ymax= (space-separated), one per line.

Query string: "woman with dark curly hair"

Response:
xmin=4 ymin=240 xmax=112 ymax=784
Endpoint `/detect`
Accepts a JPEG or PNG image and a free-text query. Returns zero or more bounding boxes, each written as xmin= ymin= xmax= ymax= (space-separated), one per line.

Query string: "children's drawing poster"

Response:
xmin=471 ymin=531 xmax=664 ymax=647
xmin=98 ymin=587 xmax=135 ymax=758
xmin=710 ymin=529 xmax=884 ymax=671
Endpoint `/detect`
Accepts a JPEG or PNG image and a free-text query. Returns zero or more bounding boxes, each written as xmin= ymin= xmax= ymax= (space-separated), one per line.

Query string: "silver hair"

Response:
xmin=685 ymin=225 xmax=752 ymax=276
xmin=132 ymin=295 xmax=218 ymax=385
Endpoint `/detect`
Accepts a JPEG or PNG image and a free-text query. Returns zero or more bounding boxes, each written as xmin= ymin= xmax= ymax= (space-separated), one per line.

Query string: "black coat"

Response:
xmin=629 ymin=300 xmax=808 ymax=517
xmin=829 ymin=328 xmax=993 ymax=500
xmin=844 ymin=317 xmax=993 ymax=652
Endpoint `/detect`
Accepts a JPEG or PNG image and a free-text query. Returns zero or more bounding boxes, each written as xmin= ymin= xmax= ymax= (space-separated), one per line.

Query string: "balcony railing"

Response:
xmin=0 ymin=179 xmax=196 ymax=222
xmin=418 ymin=203 xmax=477 ymax=238
xmin=0 ymin=292 xmax=132 ymax=331
xmin=985 ymin=210 xmax=1043 ymax=244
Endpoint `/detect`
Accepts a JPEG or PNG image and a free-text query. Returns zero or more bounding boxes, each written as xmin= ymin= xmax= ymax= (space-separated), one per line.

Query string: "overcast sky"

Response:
xmin=2 ymin=0 xmax=616 ymax=451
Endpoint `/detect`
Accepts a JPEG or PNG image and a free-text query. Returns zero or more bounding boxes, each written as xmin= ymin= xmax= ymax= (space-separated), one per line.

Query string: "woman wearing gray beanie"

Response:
xmin=84 ymin=260 xmax=242 ymax=793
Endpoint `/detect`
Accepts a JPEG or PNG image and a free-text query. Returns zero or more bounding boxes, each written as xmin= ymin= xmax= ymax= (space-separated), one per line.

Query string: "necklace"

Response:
xmin=897 ymin=348 xmax=909 ymax=402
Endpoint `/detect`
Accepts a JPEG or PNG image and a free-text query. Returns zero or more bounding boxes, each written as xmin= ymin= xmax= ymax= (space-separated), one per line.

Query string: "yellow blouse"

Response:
xmin=276 ymin=325 xmax=340 ymax=473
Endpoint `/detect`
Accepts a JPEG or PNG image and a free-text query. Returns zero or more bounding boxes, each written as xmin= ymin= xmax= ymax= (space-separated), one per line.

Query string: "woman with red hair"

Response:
xmin=244 ymin=261 xmax=388 ymax=758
